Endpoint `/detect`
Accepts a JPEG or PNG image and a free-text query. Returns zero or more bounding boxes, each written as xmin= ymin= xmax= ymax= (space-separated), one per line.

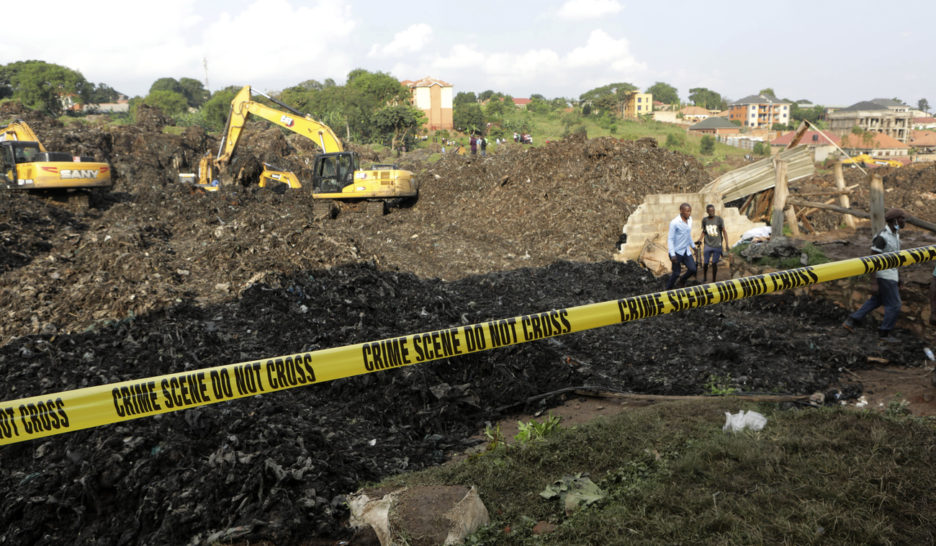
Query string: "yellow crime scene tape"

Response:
xmin=2 ymin=244 xmax=935 ymax=446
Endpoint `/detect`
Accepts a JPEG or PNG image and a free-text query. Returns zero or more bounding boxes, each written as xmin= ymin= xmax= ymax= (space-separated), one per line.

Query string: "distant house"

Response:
xmin=913 ymin=117 xmax=936 ymax=130
xmin=679 ymin=106 xmax=711 ymax=123
xmin=623 ymin=91 xmax=652 ymax=119
xmin=729 ymin=94 xmax=790 ymax=129
xmin=770 ymin=130 xmax=841 ymax=162
xmin=401 ymin=77 xmax=453 ymax=131
xmin=512 ymin=98 xmax=531 ymax=109
xmin=910 ymin=130 xmax=936 ymax=162
xmin=84 ymin=96 xmax=130 ymax=114
xmin=827 ymin=100 xmax=911 ymax=143
xmin=688 ymin=117 xmax=739 ymax=135
xmin=839 ymin=131 xmax=910 ymax=161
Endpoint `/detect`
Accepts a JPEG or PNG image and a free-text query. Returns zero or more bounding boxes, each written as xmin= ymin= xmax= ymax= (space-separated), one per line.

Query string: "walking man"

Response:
xmin=666 ymin=203 xmax=697 ymax=290
xmin=843 ymin=208 xmax=906 ymax=342
xmin=697 ymin=204 xmax=729 ymax=283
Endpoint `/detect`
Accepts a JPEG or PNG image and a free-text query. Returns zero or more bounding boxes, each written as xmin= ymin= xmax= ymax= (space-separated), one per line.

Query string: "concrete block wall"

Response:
xmin=614 ymin=192 xmax=766 ymax=262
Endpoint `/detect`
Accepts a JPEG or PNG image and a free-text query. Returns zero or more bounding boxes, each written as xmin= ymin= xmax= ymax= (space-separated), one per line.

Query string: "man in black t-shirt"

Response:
xmin=697 ymin=204 xmax=728 ymax=283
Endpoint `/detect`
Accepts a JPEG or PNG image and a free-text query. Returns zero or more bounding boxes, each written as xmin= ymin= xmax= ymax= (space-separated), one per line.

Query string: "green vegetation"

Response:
xmin=0 ymin=60 xmax=762 ymax=167
xmin=514 ymin=414 xmax=562 ymax=444
xmin=0 ymin=60 xmax=117 ymax=116
xmin=378 ymin=399 xmax=936 ymax=544
xmin=704 ymin=374 xmax=738 ymax=395
xmin=689 ymin=87 xmax=726 ymax=110
xmin=646 ymin=81 xmax=678 ymax=105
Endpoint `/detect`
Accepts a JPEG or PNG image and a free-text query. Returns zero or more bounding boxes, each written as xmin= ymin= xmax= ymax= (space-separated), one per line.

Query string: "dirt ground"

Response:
xmin=1 ymin=103 xmax=935 ymax=544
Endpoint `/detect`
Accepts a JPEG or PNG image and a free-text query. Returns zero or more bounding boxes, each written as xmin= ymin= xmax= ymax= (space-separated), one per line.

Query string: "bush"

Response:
xmin=700 ymin=135 xmax=715 ymax=155
xmin=665 ymin=133 xmax=685 ymax=149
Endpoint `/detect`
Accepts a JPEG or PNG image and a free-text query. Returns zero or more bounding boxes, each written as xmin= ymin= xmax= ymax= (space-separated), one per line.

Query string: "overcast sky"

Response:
xmin=2 ymin=0 xmax=933 ymax=108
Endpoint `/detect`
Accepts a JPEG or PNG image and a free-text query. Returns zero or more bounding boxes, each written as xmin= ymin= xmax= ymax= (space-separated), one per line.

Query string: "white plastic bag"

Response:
xmin=722 ymin=410 xmax=767 ymax=433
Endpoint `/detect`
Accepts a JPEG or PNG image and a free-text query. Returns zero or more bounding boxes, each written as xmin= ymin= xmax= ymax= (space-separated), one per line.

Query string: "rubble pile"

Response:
xmin=793 ymin=163 xmax=936 ymax=232
xmin=0 ymin=105 xmax=932 ymax=543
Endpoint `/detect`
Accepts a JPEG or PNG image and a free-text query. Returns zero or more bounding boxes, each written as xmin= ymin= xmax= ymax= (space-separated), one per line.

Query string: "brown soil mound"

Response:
xmin=0 ymin=107 xmax=931 ymax=544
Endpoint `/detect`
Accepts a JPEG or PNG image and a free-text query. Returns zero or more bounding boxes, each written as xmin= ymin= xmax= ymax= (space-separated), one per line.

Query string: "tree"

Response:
xmin=700 ymin=135 xmax=715 ymax=155
xmin=149 ymin=77 xmax=184 ymax=96
xmin=483 ymin=97 xmax=512 ymax=119
xmin=758 ymin=88 xmax=777 ymax=99
xmin=688 ymin=88 xmax=724 ymax=110
xmin=453 ymin=102 xmax=484 ymax=134
xmin=372 ymin=105 xmax=426 ymax=150
xmin=579 ymin=82 xmax=636 ymax=103
xmin=0 ymin=60 xmax=93 ymax=115
xmin=202 ymin=87 xmax=240 ymax=131
xmin=479 ymin=89 xmax=495 ymax=102
xmin=919 ymin=98 xmax=930 ymax=113
xmin=88 ymin=83 xmax=121 ymax=104
xmin=790 ymin=102 xmax=825 ymax=126
xmin=346 ymin=69 xmax=409 ymax=105
xmin=178 ymin=78 xmax=209 ymax=108
xmin=646 ymin=82 xmax=678 ymax=105
xmin=527 ymin=97 xmax=551 ymax=114
xmin=143 ymin=89 xmax=188 ymax=116
xmin=453 ymin=91 xmax=478 ymax=106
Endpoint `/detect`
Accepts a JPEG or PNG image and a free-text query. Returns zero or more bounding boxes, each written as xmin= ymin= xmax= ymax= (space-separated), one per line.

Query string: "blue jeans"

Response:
xmin=703 ymin=247 xmax=722 ymax=265
xmin=851 ymin=278 xmax=901 ymax=332
xmin=666 ymin=253 xmax=697 ymax=289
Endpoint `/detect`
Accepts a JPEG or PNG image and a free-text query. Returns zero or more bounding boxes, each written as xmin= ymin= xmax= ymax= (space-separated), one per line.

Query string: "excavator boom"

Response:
xmin=0 ymin=120 xmax=47 ymax=152
xmin=216 ymin=86 xmax=343 ymax=165
xmin=183 ymin=85 xmax=417 ymax=209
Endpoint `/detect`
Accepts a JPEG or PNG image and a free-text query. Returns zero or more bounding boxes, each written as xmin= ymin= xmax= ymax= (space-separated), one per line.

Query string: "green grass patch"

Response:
xmin=375 ymin=399 xmax=936 ymax=544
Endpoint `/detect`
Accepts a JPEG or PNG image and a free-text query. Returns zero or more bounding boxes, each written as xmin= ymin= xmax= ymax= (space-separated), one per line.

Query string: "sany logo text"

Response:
xmin=60 ymin=169 xmax=100 ymax=179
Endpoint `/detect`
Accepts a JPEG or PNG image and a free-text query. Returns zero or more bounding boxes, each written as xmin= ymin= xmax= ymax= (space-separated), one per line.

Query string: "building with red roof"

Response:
xmin=770 ymin=130 xmax=841 ymax=162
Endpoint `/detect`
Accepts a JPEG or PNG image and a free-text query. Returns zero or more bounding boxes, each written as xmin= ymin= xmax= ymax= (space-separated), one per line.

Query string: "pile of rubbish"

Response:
xmin=0 ymin=105 xmax=931 ymax=543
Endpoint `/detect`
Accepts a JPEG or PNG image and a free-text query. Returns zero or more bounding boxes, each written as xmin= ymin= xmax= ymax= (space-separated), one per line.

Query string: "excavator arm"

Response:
xmin=0 ymin=120 xmax=48 ymax=152
xmin=216 ymin=86 xmax=343 ymax=166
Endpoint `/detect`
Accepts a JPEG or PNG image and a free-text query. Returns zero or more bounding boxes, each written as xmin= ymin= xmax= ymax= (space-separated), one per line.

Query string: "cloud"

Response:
xmin=557 ymin=0 xmax=623 ymax=20
xmin=368 ymin=24 xmax=433 ymax=58
xmin=203 ymin=0 xmax=357 ymax=93
xmin=566 ymin=29 xmax=645 ymax=71
xmin=408 ymin=28 xmax=646 ymax=97
xmin=0 ymin=0 xmax=359 ymax=96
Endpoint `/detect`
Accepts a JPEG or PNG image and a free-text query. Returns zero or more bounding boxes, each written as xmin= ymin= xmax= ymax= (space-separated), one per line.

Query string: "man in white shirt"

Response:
xmin=666 ymin=203 xmax=697 ymax=290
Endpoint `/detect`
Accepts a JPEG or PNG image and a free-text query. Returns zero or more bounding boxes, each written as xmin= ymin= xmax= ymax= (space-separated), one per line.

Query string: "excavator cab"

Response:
xmin=0 ymin=143 xmax=15 ymax=184
xmin=312 ymin=152 xmax=359 ymax=194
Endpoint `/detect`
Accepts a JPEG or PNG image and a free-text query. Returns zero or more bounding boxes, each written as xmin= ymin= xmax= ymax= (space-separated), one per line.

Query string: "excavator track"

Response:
xmin=312 ymin=200 xmax=336 ymax=220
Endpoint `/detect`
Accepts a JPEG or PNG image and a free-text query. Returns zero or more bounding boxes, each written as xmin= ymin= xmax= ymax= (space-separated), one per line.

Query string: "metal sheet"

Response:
xmin=701 ymin=146 xmax=815 ymax=202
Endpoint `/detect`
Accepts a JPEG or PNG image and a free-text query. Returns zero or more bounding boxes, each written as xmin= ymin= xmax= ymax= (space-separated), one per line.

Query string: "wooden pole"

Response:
xmin=785 ymin=201 xmax=801 ymax=236
xmin=787 ymin=198 xmax=936 ymax=234
xmin=834 ymin=161 xmax=857 ymax=228
xmin=869 ymin=173 xmax=885 ymax=234
xmin=771 ymin=159 xmax=789 ymax=238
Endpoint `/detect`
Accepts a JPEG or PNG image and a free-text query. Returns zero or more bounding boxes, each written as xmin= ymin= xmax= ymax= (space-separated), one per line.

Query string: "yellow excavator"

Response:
xmin=841 ymin=153 xmax=902 ymax=168
xmin=0 ymin=120 xmax=111 ymax=206
xmin=181 ymin=86 xmax=417 ymax=216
